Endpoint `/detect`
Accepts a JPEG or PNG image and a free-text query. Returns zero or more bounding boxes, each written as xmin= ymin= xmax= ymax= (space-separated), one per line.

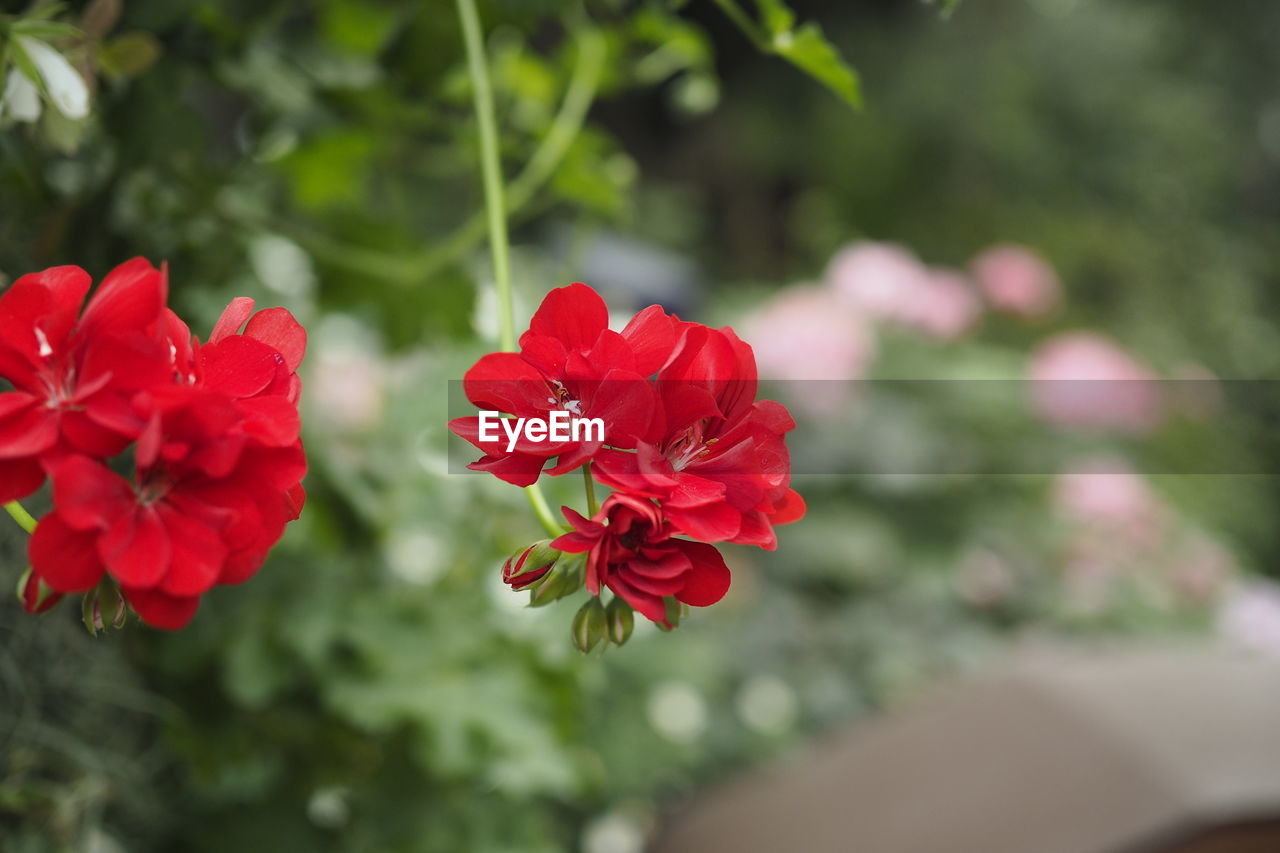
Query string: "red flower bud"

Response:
xmin=502 ymin=540 xmax=559 ymax=590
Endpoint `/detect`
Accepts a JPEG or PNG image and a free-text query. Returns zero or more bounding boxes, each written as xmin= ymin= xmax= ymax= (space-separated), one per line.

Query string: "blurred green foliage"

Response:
xmin=2 ymin=0 xmax=1278 ymax=850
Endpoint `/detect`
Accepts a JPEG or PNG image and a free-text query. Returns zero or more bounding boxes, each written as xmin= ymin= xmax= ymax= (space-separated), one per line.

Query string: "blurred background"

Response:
xmin=3 ymin=0 xmax=1280 ymax=850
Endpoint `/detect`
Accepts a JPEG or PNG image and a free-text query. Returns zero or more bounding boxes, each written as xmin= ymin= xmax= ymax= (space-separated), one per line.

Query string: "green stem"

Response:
xmin=708 ymin=0 xmax=769 ymax=49
xmin=280 ymin=25 xmax=603 ymax=288
xmin=456 ymin=0 xmax=515 ymax=351
xmin=455 ymin=0 xmax=561 ymax=538
xmin=526 ymin=483 xmax=562 ymax=537
xmin=4 ymin=501 xmax=37 ymax=535
xmin=582 ymin=462 xmax=599 ymax=517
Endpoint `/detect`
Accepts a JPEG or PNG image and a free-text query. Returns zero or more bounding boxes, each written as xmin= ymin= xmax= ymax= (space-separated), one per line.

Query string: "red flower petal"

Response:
xmin=199 ymin=335 xmax=281 ymax=398
xmin=665 ymin=501 xmax=742 ymax=542
xmin=769 ymin=488 xmax=806 ymax=525
xmin=0 ymin=265 xmax=90 ymax=362
xmin=0 ymin=393 xmax=57 ymax=458
xmin=672 ymin=540 xmax=731 ymax=606
xmin=606 ymin=574 xmax=667 ymax=623
xmin=462 ymin=352 xmax=551 ymax=414
xmin=77 ymin=258 xmax=167 ymax=342
xmin=29 ymin=512 xmax=105 ymax=593
xmin=0 ymin=456 xmax=45 ymax=502
xmin=526 ymin=282 xmax=608 ymax=354
xmin=466 ymin=451 xmax=546 ymax=487
xmin=243 ymin=307 xmax=307 ymax=372
xmin=621 ymin=304 xmax=677 ymax=375
xmin=210 ymin=296 xmax=256 ymax=343
xmin=120 ymin=586 xmax=200 ymax=630
xmin=50 ymin=456 xmax=134 ymax=530
xmin=59 ymin=410 xmax=132 ymax=458
xmin=156 ymin=505 xmax=227 ymax=596
xmin=99 ymin=505 xmax=171 ymax=588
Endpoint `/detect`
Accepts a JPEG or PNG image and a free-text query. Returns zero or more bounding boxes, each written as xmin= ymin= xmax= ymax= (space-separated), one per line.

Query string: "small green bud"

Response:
xmin=571 ymin=597 xmax=607 ymax=653
xmin=605 ymin=596 xmax=634 ymax=646
xmin=528 ymin=553 xmax=584 ymax=607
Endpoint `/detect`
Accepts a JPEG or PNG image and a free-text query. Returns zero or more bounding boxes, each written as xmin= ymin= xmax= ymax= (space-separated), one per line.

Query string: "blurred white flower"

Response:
xmin=250 ymin=234 xmax=316 ymax=300
xmin=0 ymin=69 xmax=42 ymax=122
xmin=735 ymin=674 xmax=799 ymax=735
xmin=1217 ymin=580 xmax=1280 ymax=656
xmin=971 ymin=243 xmax=1061 ymax=319
xmin=306 ymin=787 xmax=351 ymax=829
xmin=1027 ymin=331 xmax=1163 ymax=433
xmin=308 ymin=315 xmax=387 ymax=432
xmin=384 ymin=527 xmax=447 ymax=586
xmin=582 ymin=812 xmax=646 ymax=853
xmin=16 ymin=36 xmax=89 ymax=120
xmin=646 ymin=681 xmax=707 ymax=744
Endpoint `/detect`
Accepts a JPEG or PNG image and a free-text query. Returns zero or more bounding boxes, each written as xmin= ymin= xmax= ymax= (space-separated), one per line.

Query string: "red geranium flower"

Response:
xmin=594 ymin=323 xmax=806 ymax=549
xmin=0 ymin=260 xmax=169 ymax=501
xmin=2 ymin=262 xmax=310 ymax=631
xmin=449 ymin=283 xmax=673 ymax=485
xmin=552 ymin=494 xmax=731 ymax=624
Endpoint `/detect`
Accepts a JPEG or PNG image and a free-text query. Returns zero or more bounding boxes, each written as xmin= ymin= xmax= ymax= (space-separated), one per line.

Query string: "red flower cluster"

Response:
xmin=450 ymin=283 xmax=804 ymax=627
xmin=0 ymin=260 xmax=307 ymax=629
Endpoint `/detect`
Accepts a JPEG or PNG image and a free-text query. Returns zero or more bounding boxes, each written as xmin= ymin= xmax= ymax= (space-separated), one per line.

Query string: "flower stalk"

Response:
xmin=3 ymin=501 xmax=36 ymax=535
xmin=454 ymin=0 xmax=562 ymax=537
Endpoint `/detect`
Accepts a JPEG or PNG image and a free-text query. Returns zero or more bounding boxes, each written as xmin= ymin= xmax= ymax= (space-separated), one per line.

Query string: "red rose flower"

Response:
xmin=552 ymin=494 xmax=731 ymax=624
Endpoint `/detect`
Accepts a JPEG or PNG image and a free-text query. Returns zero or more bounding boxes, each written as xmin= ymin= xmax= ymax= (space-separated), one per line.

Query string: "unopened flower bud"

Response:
xmin=17 ymin=568 xmax=62 ymax=614
xmin=656 ymin=596 xmax=686 ymax=632
xmin=81 ymin=579 xmax=127 ymax=636
xmin=605 ymin=596 xmax=634 ymax=646
xmin=502 ymin=540 xmax=560 ymax=590
xmin=528 ymin=552 xmax=584 ymax=606
xmin=572 ymin=597 xmax=607 ymax=653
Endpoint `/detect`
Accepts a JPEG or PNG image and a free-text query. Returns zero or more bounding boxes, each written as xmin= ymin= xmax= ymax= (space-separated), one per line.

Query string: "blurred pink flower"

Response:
xmin=1027 ymin=331 xmax=1164 ymax=433
xmin=826 ymin=242 xmax=980 ymax=340
xmin=740 ymin=286 xmax=876 ymax=415
xmin=971 ymin=244 xmax=1061 ymax=319
xmin=911 ymin=269 xmax=982 ymax=341
xmin=826 ymin=242 xmax=929 ymax=323
xmin=1053 ymin=456 xmax=1166 ymax=546
xmin=1217 ymin=579 xmax=1280 ymax=656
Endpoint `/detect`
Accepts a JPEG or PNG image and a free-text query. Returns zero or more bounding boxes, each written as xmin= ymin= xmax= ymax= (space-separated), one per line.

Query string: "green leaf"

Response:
xmin=715 ymin=0 xmax=862 ymax=110
xmin=754 ymin=0 xmax=795 ymax=36
xmin=99 ymin=32 xmax=162 ymax=79
xmin=771 ymin=21 xmax=862 ymax=109
xmin=10 ymin=20 xmax=80 ymax=40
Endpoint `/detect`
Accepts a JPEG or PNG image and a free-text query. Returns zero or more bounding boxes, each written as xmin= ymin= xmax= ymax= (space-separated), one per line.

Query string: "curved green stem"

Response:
xmin=526 ymin=483 xmax=562 ymax=537
xmin=282 ymin=24 xmax=603 ymax=288
xmin=455 ymin=0 xmax=562 ymax=538
xmin=582 ymin=462 xmax=599 ymax=517
xmin=4 ymin=501 xmax=37 ymax=535
xmin=456 ymin=0 xmax=514 ymax=351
